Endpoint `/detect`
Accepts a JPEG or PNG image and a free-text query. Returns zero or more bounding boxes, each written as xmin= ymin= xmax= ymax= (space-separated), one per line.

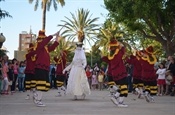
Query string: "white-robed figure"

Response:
xmin=63 ymin=42 xmax=91 ymax=100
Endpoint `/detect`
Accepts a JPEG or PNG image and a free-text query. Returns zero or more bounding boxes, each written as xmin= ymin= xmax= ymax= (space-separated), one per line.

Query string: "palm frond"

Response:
xmin=58 ymin=8 xmax=99 ymax=45
xmin=34 ymin=0 xmax=39 ymax=11
xmin=57 ymin=0 xmax=65 ymax=7
xmin=28 ymin=0 xmax=34 ymax=4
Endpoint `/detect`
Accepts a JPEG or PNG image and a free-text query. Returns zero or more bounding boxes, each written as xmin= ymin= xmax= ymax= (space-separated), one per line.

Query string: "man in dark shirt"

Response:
xmin=167 ymin=56 xmax=175 ymax=96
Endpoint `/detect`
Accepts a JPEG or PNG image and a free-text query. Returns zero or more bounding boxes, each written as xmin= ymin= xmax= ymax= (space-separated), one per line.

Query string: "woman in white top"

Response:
xmin=156 ymin=63 xmax=166 ymax=96
xmin=63 ymin=42 xmax=90 ymax=100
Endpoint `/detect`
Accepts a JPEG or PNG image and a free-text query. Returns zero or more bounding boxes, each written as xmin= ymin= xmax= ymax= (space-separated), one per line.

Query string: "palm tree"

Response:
xmin=49 ymin=38 xmax=75 ymax=63
xmin=95 ymin=19 xmax=130 ymax=55
xmin=58 ymin=8 xmax=100 ymax=45
xmin=0 ymin=0 xmax=12 ymax=21
xmin=29 ymin=0 xmax=65 ymax=30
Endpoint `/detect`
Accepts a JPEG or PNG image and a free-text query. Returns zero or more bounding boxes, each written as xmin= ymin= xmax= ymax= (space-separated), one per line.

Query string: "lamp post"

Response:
xmin=85 ymin=48 xmax=93 ymax=67
xmin=0 ymin=33 xmax=6 ymax=48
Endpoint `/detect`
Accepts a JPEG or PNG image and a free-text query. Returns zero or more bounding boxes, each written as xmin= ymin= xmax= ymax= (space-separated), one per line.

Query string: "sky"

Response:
xmin=0 ymin=0 xmax=109 ymax=59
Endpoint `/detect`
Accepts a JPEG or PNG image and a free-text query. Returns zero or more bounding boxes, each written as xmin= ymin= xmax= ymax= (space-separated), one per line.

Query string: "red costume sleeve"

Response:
xmin=101 ymin=56 xmax=110 ymax=63
xmin=25 ymin=50 xmax=36 ymax=59
xmin=48 ymin=41 xmax=59 ymax=52
xmin=37 ymin=35 xmax=53 ymax=50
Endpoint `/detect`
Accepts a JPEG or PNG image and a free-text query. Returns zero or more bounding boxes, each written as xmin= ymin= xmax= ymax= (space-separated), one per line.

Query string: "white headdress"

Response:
xmin=73 ymin=47 xmax=86 ymax=61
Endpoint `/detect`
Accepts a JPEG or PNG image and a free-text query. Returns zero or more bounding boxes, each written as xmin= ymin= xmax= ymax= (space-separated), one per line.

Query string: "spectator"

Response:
xmin=18 ymin=61 xmax=26 ymax=92
xmin=91 ymin=71 xmax=98 ymax=90
xmin=11 ymin=58 xmax=19 ymax=92
xmin=156 ymin=63 xmax=166 ymax=96
xmin=126 ymin=63 xmax=133 ymax=93
xmin=167 ymin=56 xmax=175 ymax=96
xmin=86 ymin=66 xmax=92 ymax=89
xmin=98 ymin=69 xmax=105 ymax=91
xmin=7 ymin=61 xmax=14 ymax=95
xmin=1 ymin=59 xmax=9 ymax=95
xmin=50 ymin=64 xmax=57 ymax=89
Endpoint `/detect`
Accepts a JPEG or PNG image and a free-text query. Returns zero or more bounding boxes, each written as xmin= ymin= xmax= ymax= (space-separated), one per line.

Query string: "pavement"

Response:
xmin=0 ymin=89 xmax=175 ymax=115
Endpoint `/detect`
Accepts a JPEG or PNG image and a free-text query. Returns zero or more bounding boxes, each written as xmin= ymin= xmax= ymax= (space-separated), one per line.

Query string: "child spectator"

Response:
xmin=91 ymin=71 xmax=98 ymax=90
xmin=18 ymin=61 xmax=26 ymax=92
xmin=156 ymin=63 xmax=166 ymax=96
xmin=11 ymin=58 xmax=19 ymax=92
xmin=98 ymin=69 xmax=105 ymax=91
xmin=86 ymin=66 xmax=92 ymax=89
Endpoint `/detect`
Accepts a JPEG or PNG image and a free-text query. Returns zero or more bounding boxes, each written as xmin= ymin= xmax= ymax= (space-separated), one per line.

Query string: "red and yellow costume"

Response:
xmin=54 ymin=51 xmax=67 ymax=88
xmin=102 ymin=39 xmax=128 ymax=107
xmin=25 ymin=43 xmax=36 ymax=90
xmin=34 ymin=30 xmax=59 ymax=92
xmin=140 ymin=46 xmax=158 ymax=97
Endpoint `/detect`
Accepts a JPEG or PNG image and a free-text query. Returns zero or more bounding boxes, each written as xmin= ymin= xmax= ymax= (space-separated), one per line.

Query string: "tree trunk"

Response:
xmin=164 ymin=41 xmax=175 ymax=56
xmin=42 ymin=3 xmax=47 ymax=30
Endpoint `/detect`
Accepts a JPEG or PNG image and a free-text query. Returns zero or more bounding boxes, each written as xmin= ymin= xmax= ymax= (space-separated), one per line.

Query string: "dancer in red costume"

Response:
xmin=54 ymin=50 xmax=67 ymax=96
xmin=33 ymin=30 xmax=62 ymax=107
xmin=139 ymin=46 xmax=157 ymax=102
xmin=24 ymin=43 xmax=36 ymax=100
xmin=101 ymin=38 xmax=128 ymax=107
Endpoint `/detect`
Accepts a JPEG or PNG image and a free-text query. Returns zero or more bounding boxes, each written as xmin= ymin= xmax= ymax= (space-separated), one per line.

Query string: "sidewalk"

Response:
xmin=0 ymin=89 xmax=174 ymax=115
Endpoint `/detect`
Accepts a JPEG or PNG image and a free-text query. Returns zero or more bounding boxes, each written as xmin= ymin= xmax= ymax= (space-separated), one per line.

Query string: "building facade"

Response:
xmin=14 ymin=31 xmax=36 ymax=61
xmin=19 ymin=31 xmax=36 ymax=51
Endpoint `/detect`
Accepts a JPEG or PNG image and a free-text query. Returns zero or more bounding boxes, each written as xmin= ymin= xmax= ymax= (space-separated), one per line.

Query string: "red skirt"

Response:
xmin=157 ymin=79 xmax=166 ymax=85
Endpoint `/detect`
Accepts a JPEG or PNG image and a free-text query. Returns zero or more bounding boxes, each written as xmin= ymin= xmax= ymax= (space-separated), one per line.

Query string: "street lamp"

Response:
xmin=0 ymin=33 xmax=6 ymax=48
xmin=90 ymin=50 xmax=92 ymax=67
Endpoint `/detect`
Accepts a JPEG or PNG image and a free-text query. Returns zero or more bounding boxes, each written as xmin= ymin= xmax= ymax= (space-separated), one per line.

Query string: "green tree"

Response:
xmin=29 ymin=0 xmax=65 ymax=30
xmin=58 ymin=8 xmax=100 ymax=44
xmin=0 ymin=0 xmax=11 ymax=57
xmin=85 ymin=46 xmax=102 ymax=67
xmin=49 ymin=38 xmax=75 ymax=63
xmin=104 ymin=0 xmax=175 ymax=56
xmin=0 ymin=0 xmax=12 ymax=21
xmin=95 ymin=19 xmax=131 ymax=56
xmin=0 ymin=49 xmax=8 ymax=57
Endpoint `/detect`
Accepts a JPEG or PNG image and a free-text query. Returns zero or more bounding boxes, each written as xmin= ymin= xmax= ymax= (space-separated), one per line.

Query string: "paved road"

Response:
xmin=0 ymin=89 xmax=174 ymax=115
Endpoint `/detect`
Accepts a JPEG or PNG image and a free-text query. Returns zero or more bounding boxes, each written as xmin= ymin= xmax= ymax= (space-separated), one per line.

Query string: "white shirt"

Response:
xmin=156 ymin=68 xmax=166 ymax=79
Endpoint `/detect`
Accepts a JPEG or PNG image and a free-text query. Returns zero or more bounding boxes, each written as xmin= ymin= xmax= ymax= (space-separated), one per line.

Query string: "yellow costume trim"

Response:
xmin=33 ymin=42 xmax=38 ymax=51
xmin=57 ymin=57 xmax=62 ymax=64
xmin=147 ymin=55 xmax=157 ymax=64
xmin=109 ymin=43 xmax=119 ymax=47
xmin=54 ymin=56 xmax=62 ymax=64
xmin=141 ymin=54 xmax=157 ymax=65
xmin=141 ymin=56 xmax=148 ymax=61
xmin=44 ymin=46 xmax=49 ymax=53
xmin=58 ymin=58 xmax=62 ymax=64
xmin=31 ymin=55 xmax=36 ymax=61
xmin=33 ymin=41 xmax=49 ymax=53
xmin=108 ymin=49 xmax=119 ymax=60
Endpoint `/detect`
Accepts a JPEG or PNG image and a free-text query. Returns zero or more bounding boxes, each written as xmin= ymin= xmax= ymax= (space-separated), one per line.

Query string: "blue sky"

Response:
xmin=1 ymin=0 xmax=109 ymax=59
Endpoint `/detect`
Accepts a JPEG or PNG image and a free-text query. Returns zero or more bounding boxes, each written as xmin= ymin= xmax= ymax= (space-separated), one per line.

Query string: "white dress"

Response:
xmin=63 ymin=48 xmax=91 ymax=96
